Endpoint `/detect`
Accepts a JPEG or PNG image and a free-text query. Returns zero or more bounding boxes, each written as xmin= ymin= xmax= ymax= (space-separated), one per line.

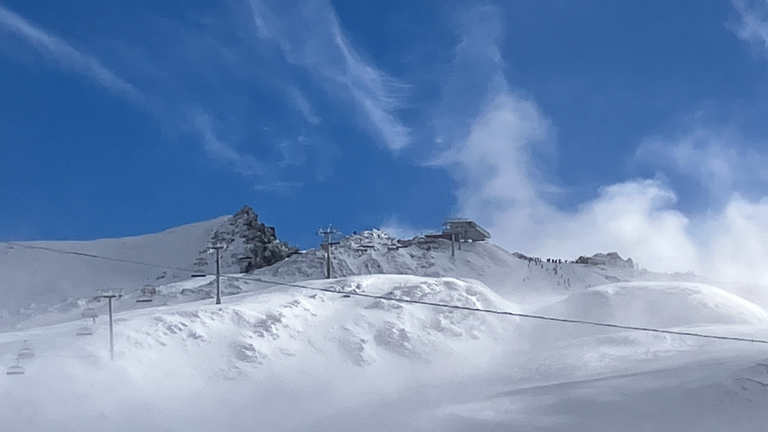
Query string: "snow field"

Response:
xmin=6 ymin=220 xmax=768 ymax=430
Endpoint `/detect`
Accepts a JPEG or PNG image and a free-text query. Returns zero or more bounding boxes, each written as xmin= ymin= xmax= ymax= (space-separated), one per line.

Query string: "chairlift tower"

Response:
xmin=95 ymin=289 xmax=122 ymax=361
xmin=318 ymin=225 xmax=341 ymax=279
xmin=209 ymin=243 xmax=226 ymax=305
xmin=190 ymin=242 xmax=227 ymax=305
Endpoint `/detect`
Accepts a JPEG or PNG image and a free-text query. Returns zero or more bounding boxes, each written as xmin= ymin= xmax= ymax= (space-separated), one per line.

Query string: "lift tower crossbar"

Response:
xmin=318 ymin=225 xmax=341 ymax=279
xmin=95 ymin=289 xmax=122 ymax=361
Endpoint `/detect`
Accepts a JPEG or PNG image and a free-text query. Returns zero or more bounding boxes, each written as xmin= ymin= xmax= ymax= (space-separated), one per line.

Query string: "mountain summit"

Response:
xmin=194 ymin=205 xmax=298 ymax=274
xmin=5 ymin=215 xmax=768 ymax=432
xmin=0 ymin=206 xmax=294 ymax=326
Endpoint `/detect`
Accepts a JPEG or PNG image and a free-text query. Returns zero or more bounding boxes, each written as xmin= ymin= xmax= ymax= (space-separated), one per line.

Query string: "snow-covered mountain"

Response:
xmin=0 ymin=225 xmax=673 ymax=330
xmin=0 ymin=206 xmax=296 ymax=330
xmin=4 ymin=216 xmax=768 ymax=431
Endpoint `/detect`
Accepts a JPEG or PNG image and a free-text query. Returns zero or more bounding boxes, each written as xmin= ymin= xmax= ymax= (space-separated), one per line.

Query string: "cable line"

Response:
xmin=6 ymin=241 xmax=768 ymax=345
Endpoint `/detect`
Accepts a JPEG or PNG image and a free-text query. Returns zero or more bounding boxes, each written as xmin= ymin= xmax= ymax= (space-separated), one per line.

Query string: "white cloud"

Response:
xmin=276 ymin=138 xmax=308 ymax=168
xmin=253 ymin=180 xmax=301 ymax=192
xmin=10 ymin=0 xmax=768 ymax=289
xmin=0 ymin=5 xmax=141 ymax=103
xmin=430 ymin=4 xmax=768 ymax=292
xmin=534 ymin=180 xmax=699 ymax=274
xmin=379 ymin=217 xmax=430 ymax=239
xmin=731 ymin=0 xmax=768 ymax=50
xmin=436 ymin=88 xmax=699 ymax=273
xmin=247 ymin=0 xmax=411 ymax=151
xmin=635 ymin=126 xmax=768 ymax=200
xmin=192 ymin=111 xmax=268 ymax=177
xmin=287 ymin=87 xmax=321 ymax=125
xmin=699 ymin=195 xmax=768 ymax=283
xmin=433 ymin=91 xmax=552 ymax=219
xmin=0 ymin=4 xmax=286 ymax=184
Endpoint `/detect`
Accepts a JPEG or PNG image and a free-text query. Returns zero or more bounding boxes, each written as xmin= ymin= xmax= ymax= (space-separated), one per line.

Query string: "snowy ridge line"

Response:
xmin=7 ymin=242 xmax=768 ymax=345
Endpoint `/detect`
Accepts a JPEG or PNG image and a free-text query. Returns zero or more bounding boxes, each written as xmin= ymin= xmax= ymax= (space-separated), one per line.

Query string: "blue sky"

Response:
xmin=5 ymin=0 xmax=768 ymax=270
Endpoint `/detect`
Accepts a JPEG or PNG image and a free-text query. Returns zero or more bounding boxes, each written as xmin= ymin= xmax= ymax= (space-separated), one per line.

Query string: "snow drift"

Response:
xmin=7 ymin=217 xmax=768 ymax=431
xmin=539 ymin=282 xmax=768 ymax=329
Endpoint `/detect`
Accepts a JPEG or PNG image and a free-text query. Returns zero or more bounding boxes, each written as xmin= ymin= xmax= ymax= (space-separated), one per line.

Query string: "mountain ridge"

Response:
xmin=5 ymin=213 xmax=768 ymax=431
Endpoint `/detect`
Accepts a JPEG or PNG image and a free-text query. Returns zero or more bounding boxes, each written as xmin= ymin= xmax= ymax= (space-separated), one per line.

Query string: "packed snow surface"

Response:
xmin=539 ymin=281 xmax=768 ymax=328
xmin=0 ymin=217 xmax=229 ymax=312
xmin=4 ymin=222 xmax=768 ymax=431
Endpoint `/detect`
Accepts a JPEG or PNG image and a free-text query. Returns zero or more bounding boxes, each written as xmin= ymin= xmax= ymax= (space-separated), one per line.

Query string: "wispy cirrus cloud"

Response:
xmin=0 ymin=3 xmax=295 ymax=190
xmin=247 ymin=0 xmax=411 ymax=151
xmin=192 ymin=111 xmax=269 ymax=177
xmin=0 ymin=0 xmax=404 ymax=190
xmin=0 ymin=4 xmax=141 ymax=103
xmin=287 ymin=87 xmax=321 ymax=125
xmin=731 ymin=0 xmax=768 ymax=50
xmin=636 ymin=126 xmax=768 ymax=201
xmin=13 ymin=0 xmax=768 ymax=289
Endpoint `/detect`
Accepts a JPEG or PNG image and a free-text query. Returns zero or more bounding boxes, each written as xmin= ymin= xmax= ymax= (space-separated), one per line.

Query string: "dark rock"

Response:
xmin=230 ymin=205 xmax=298 ymax=273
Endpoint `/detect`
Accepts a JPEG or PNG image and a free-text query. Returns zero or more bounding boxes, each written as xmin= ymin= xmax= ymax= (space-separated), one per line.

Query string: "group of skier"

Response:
xmin=522 ymin=256 xmax=572 ymax=289
xmin=521 ymin=256 xmax=573 ymax=265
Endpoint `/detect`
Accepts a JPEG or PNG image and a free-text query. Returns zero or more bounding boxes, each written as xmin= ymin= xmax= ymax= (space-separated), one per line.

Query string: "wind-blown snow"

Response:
xmin=540 ymin=281 xmax=768 ymax=329
xmin=0 ymin=217 xmax=229 ymax=310
xmin=5 ymin=221 xmax=768 ymax=431
xmin=115 ymin=275 xmax=517 ymax=371
xmin=0 ymin=210 xmax=296 ymax=330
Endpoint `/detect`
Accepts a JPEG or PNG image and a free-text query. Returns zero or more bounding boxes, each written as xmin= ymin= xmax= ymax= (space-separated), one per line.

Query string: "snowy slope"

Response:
xmin=7 ymin=221 xmax=768 ymax=431
xmin=0 ymin=217 xmax=228 ymax=309
xmin=4 ymin=273 xmax=768 ymax=431
xmin=257 ymin=230 xmax=660 ymax=303
xmin=0 ymin=209 xmax=296 ymax=330
xmin=116 ymin=275 xmax=518 ymax=370
xmin=539 ymin=282 xmax=768 ymax=328
xmin=0 ymin=225 xmax=729 ymax=332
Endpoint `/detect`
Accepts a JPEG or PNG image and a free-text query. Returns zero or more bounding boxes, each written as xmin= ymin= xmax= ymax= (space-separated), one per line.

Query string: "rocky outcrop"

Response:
xmin=232 ymin=206 xmax=298 ymax=273
xmin=195 ymin=206 xmax=298 ymax=273
xmin=575 ymin=252 xmax=634 ymax=269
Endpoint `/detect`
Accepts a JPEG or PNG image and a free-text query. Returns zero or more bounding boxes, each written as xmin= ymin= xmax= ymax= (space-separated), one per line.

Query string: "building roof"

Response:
xmin=442 ymin=219 xmax=491 ymax=241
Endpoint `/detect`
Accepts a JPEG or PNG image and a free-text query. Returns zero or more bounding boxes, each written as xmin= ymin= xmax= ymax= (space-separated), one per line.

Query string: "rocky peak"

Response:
xmin=195 ymin=206 xmax=298 ymax=273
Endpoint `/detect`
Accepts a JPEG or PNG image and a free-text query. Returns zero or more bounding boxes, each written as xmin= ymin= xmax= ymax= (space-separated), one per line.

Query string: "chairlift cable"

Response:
xmin=6 ymin=241 xmax=768 ymax=346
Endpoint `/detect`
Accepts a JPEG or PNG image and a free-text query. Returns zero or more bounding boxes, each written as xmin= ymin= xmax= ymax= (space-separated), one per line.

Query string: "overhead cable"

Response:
xmin=7 ymin=241 xmax=768 ymax=345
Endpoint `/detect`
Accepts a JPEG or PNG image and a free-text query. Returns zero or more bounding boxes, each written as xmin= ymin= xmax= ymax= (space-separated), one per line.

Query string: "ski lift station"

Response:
xmin=442 ymin=219 xmax=491 ymax=242
xmin=426 ymin=218 xmax=491 ymax=243
xmin=421 ymin=218 xmax=491 ymax=256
